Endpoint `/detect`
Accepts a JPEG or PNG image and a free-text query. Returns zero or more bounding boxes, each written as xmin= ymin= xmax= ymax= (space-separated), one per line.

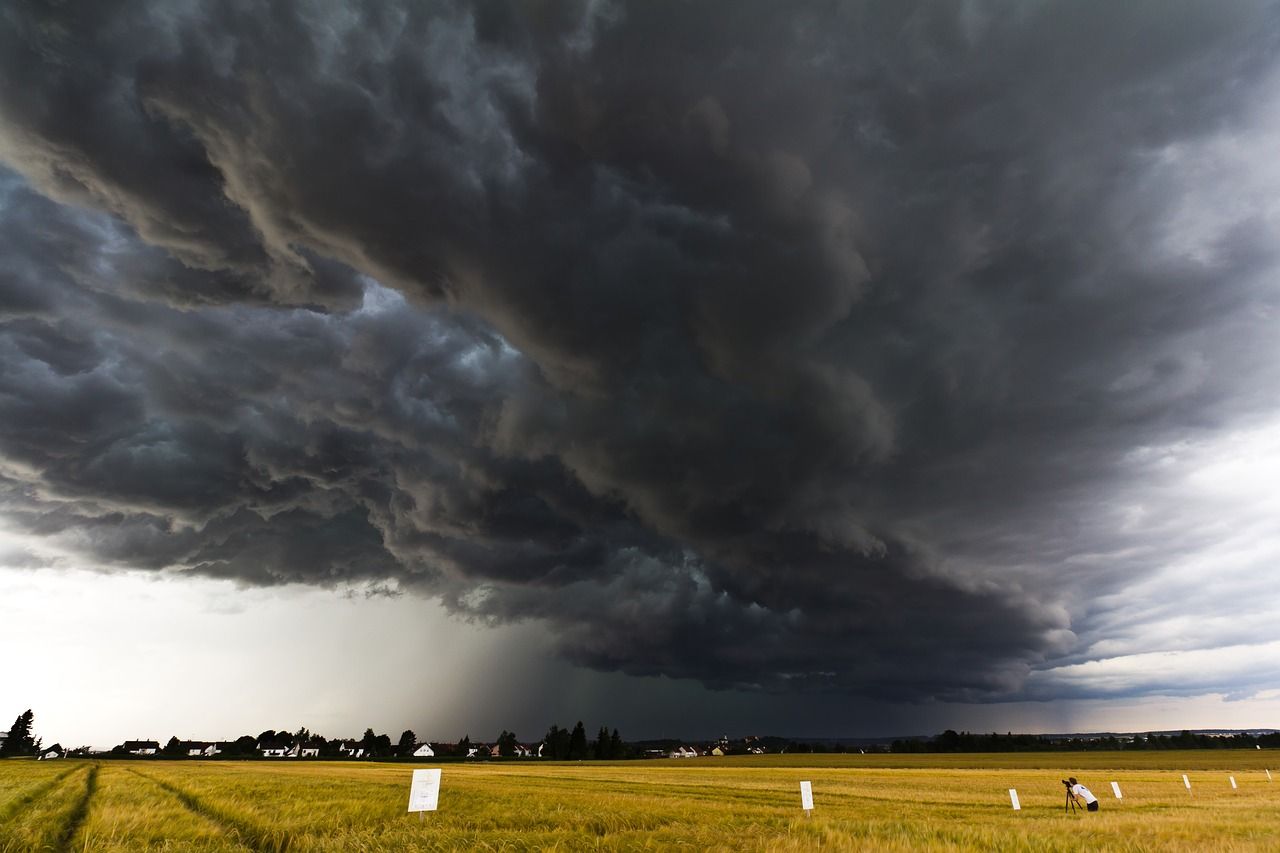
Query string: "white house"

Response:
xmin=338 ymin=741 xmax=365 ymax=758
xmin=512 ymin=744 xmax=532 ymax=758
xmin=259 ymin=744 xmax=290 ymax=758
xmin=413 ymin=744 xmax=435 ymax=757
xmin=39 ymin=744 xmax=64 ymax=760
xmin=669 ymin=746 xmax=698 ymax=758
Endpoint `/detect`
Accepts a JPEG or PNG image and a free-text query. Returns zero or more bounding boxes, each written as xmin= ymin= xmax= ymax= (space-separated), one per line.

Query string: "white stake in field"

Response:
xmin=1111 ymin=781 xmax=1123 ymax=799
xmin=1008 ymin=788 xmax=1021 ymax=811
xmin=800 ymin=780 xmax=814 ymax=814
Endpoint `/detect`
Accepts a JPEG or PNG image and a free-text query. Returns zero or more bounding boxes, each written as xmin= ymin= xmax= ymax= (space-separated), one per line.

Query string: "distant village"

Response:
xmin=3 ymin=710 xmax=782 ymax=763
xmin=27 ymin=732 xmax=775 ymax=762
xmin=6 ymin=708 xmax=1277 ymax=763
xmin=84 ymin=731 xmax=772 ymax=762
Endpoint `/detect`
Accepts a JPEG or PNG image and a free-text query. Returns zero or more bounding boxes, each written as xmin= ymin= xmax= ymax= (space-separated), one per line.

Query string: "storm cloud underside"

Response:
xmin=3 ymin=1 xmax=1280 ymax=706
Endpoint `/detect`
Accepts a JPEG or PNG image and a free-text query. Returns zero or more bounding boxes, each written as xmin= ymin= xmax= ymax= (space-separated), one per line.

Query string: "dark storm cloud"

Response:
xmin=3 ymin=1 xmax=1280 ymax=703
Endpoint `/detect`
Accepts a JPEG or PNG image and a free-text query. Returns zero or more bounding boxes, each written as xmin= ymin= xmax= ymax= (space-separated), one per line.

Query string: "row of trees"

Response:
xmin=112 ymin=721 xmax=631 ymax=760
xmin=539 ymin=723 xmax=626 ymax=760
xmin=1128 ymin=731 xmax=1280 ymax=750
xmin=1 ymin=710 xmax=39 ymax=757
xmin=890 ymin=729 xmax=1280 ymax=753
xmin=129 ymin=726 xmax=402 ymax=758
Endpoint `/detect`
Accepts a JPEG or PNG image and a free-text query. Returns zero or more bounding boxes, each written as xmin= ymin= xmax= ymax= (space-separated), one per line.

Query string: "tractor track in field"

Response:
xmin=0 ymin=764 xmax=82 ymax=824
xmin=53 ymin=764 xmax=98 ymax=853
xmin=128 ymin=769 xmax=291 ymax=852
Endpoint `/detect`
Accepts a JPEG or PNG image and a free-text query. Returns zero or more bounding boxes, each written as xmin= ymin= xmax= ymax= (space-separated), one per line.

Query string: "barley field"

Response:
xmin=2 ymin=751 xmax=1278 ymax=851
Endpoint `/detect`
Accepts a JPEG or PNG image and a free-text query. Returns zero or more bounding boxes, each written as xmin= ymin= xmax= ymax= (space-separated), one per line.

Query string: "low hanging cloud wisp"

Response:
xmin=2 ymin=1 xmax=1280 ymax=704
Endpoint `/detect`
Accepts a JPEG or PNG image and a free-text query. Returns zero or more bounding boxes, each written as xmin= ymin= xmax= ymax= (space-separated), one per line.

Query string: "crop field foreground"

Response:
xmin=2 ymin=752 xmax=1279 ymax=851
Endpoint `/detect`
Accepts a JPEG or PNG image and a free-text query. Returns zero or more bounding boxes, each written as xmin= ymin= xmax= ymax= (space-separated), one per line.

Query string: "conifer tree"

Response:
xmin=594 ymin=726 xmax=610 ymax=759
xmin=0 ymin=710 xmax=36 ymax=757
xmin=542 ymin=724 xmax=571 ymax=759
xmin=609 ymin=728 xmax=624 ymax=760
xmin=567 ymin=721 xmax=588 ymax=760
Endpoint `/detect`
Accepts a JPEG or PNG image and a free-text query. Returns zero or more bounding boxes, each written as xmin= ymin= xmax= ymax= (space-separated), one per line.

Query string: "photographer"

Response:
xmin=1066 ymin=777 xmax=1099 ymax=812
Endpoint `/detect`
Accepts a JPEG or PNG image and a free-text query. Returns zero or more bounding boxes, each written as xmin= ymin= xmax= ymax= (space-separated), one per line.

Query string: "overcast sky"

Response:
xmin=3 ymin=1 xmax=1280 ymax=749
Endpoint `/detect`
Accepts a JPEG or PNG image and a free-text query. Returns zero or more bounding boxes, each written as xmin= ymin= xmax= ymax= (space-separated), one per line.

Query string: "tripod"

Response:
xmin=1064 ymin=789 xmax=1079 ymax=814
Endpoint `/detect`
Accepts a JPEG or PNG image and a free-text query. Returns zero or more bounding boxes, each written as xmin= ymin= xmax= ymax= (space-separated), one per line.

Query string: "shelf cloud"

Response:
xmin=3 ymin=1 xmax=1279 ymax=707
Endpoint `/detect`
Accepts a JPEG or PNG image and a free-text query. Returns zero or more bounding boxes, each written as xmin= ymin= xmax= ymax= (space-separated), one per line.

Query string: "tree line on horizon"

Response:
xmin=0 ymin=709 xmax=633 ymax=760
xmin=889 ymin=729 xmax=1280 ymax=753
xmin=121 ymin=722 xmax=631 ymax=759
xmin=11 ymin=708 xmax=1277 ymax=759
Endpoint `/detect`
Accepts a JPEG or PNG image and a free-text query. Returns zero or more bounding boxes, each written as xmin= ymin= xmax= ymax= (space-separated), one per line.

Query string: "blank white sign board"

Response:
xmin=1230 ymin=776 xmax=1237 ymax=790
xmin=1267 ymin=770 xmax=1272 ymax=782
xmin=408 ymin=769 xmax=441 ymax=812
xmin=1111 ymin=781 xmax=1122 ymax=799
xmin=1183 ymin=774 xmax=1191 ymax=790
xmin=1009 ymin=788 xmax=1020 ymax=810
xmin=800 ymin=781 xmax=814 ymax=811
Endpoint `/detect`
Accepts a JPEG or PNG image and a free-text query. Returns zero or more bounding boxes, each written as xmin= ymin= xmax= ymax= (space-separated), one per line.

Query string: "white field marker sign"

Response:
xmin=1266 ymin=769 xmax=1272 ymax=782
xmin=800 ymin=780 xmax=814 ymax=813
xmin=1230 ymin=776 xmax=1237 ymax=790
xmin=1009 ymin=788 xmax=1021 ymax=811
xmin=1183 ymin=774 xmax=1191 ymax=793
xmin=408 ymin=768 xmax=442 ymax=817
xmin=1111 ymin=781 xmax=1123 ymax=799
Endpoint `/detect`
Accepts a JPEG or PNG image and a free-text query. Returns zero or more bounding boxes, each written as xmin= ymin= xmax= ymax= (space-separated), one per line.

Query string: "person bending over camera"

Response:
xmin=1068 ymin=777 xmax=1099 ymax=812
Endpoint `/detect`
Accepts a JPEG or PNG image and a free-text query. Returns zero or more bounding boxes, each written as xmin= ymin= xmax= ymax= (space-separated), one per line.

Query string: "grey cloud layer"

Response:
xmin=2 ymin=1 xmax=1279 ymax=702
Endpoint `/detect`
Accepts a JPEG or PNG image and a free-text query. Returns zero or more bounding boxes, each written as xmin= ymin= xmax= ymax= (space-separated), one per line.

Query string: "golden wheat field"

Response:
xmin=2 ymin=751 xmax=1278 ymax=851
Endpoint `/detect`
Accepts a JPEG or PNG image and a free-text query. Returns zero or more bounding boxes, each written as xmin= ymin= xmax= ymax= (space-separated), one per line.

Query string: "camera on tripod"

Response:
xmin=1061 ymin=779 xmax=1079 ymax=813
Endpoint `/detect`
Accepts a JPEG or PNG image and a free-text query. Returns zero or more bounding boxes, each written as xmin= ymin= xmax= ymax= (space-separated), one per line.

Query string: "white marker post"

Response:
xmin=408 ymin=768 xmax=442 ymax=822
xmin=1266 ymin=769 xmax=1272 ymax=782
xmin=1230 ymin=776 xmax=1237 ymax=790
xmin=1111 ymin=781 xmax=1123 ymax=799
xmin=1009 ymin=788 xmax=1021 ymax=811
xmin=799 ymin=780 xmax=814 ymax=815
xmin=1183 ymin=774 xmax=1192 ymax=795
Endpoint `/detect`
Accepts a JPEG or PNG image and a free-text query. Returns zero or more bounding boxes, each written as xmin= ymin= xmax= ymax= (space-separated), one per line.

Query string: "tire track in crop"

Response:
xmin=0 ymin=764 xmax=83 ymax=823
xmin=128 ymin=769 xmax=292 ymax=852
xmin=53 ymin=763 xmax=98 ymax=853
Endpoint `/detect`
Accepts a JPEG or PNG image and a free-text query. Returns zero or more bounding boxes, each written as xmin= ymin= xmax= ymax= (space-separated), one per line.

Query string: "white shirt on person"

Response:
xmin=1071 ymin=784 xmax=1097 ymax=804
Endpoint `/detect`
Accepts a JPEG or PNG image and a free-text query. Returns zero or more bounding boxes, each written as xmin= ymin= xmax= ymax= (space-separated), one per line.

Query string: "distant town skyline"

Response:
xmin=3 ymin=1 xmax=1280 ymax=747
